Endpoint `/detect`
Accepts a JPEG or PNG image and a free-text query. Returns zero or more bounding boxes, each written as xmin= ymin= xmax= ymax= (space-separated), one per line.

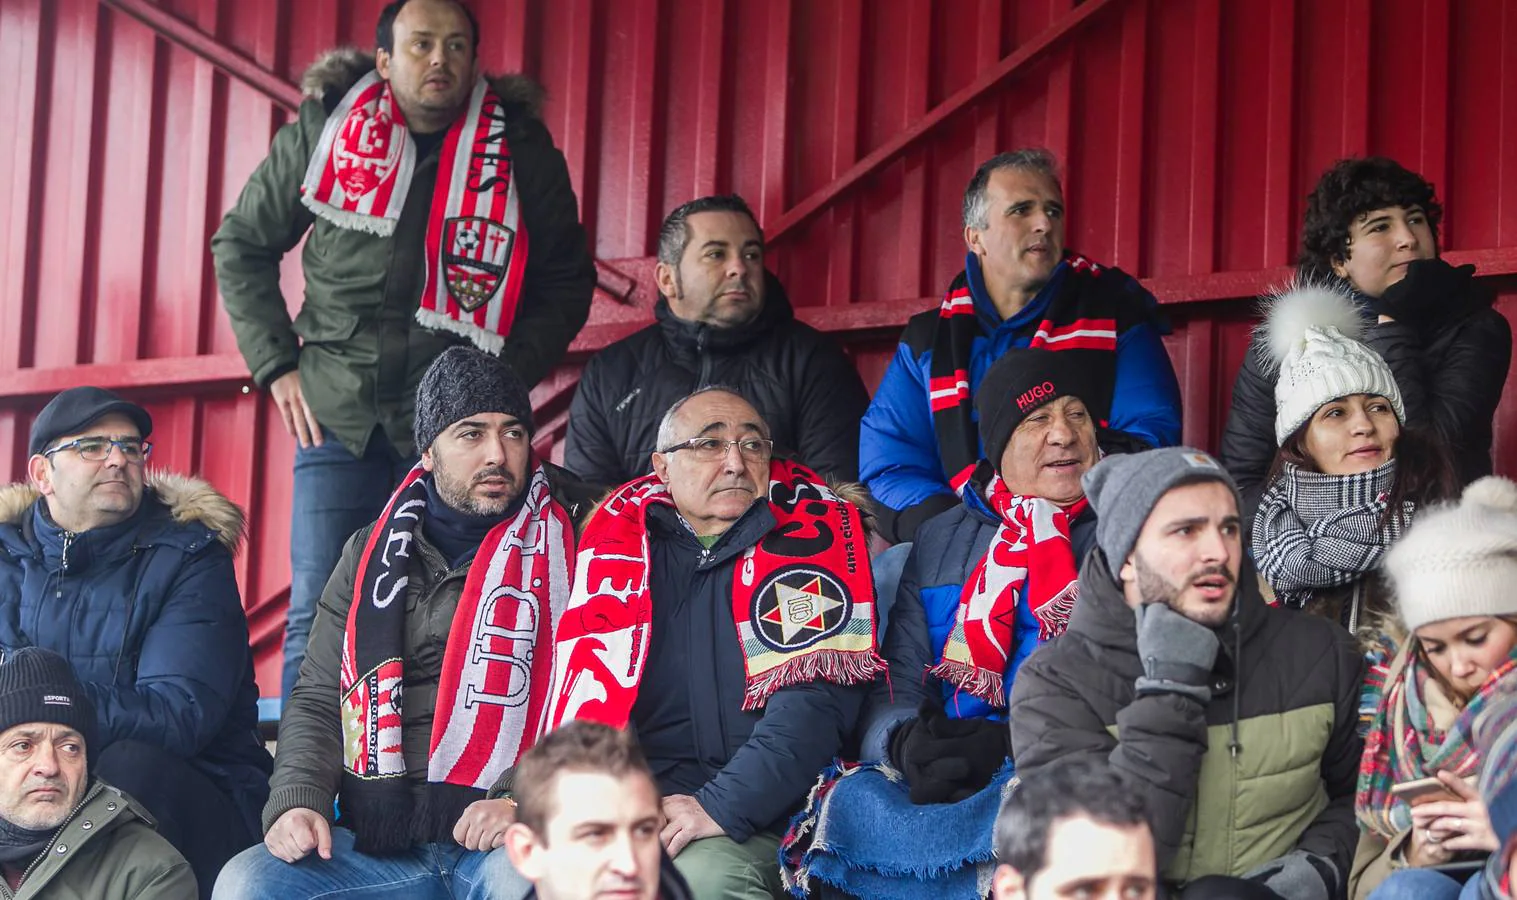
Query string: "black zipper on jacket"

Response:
xmin=695 ymin=327 xmax=713 ymax=388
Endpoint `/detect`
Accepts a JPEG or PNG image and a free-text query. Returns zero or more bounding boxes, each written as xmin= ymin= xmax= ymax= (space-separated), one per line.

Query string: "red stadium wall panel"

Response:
xmin=2 ymin=0 xmax=1515 ymax=696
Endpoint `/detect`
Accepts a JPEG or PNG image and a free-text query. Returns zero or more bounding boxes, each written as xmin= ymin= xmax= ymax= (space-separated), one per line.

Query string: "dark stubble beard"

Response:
xmin=1133 ymin=553 xmax=1234 ymax=629
xmin=432 ymin=459 xmax=519 ymax=517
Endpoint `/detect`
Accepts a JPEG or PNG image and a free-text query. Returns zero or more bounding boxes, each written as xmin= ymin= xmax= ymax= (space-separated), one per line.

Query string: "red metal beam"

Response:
xmin=764 ymin=0 xmax=1121 ymax=245
xmin=100 ymin=0 xmax=301 ymax=111
xmin=6 ymin=244 xmax=1514 ymax=405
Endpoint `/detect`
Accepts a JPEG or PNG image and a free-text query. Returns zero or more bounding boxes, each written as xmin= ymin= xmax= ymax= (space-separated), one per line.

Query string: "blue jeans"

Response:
xmin=1368 ymin=866 xmax=1484 ymax=900
xmin=284 ymin=427 xmax=414 ymax=697
xmin=211 ymin=828 xmax=529 ymax=900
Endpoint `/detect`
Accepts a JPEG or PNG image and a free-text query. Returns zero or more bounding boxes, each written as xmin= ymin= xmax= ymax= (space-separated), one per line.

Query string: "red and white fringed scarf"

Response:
xmin=339 ymin=462 xmax=572 ymax=854
xmin=544 ymin=461 xmax=885 ymax=730
xmin=929 ymin=475 xmax=1086 ymax=706
xmin=301 ymin=72 xmax=530 ymax=354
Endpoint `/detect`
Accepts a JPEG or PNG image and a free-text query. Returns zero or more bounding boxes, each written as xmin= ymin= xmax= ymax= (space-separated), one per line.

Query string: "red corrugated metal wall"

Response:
xmin=3 ymin=0 xmax=1515 ymax=696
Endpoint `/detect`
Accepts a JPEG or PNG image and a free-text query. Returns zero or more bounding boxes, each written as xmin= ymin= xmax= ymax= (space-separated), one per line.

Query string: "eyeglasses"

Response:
xmin=658 ymin=437 xmax=774 ymax=462
xmin=44 ymin=437 xmax=153 ymax=463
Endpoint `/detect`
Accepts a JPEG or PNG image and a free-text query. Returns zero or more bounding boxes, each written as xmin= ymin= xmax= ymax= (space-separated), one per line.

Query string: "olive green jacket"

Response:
xmin=1010 ymin=551 xmax=1365 ymax=889
xmin=265 ymin=465 xmax=601 ymax=836
xmin=1 ymin=780 xmax=196 ymax=900
xmin=212 ymin=49 xmax=595 ymax=458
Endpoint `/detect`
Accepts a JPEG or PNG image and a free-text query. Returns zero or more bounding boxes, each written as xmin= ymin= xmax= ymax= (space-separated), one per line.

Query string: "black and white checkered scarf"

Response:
xmin=1253 ymin=460 xmax=1411 ymax=609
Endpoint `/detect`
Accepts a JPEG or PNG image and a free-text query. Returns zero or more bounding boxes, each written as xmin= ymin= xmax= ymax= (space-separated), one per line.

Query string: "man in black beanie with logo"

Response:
xmin=1010 ymin=448 xmax=1363 ymax=900
xmin=860 ymin=348 xmax=1150 ymax=795
xmin=216 ymin=347 xmax=596 ymax=900
xmin=0 ymin=647 xmax=194 ymax=897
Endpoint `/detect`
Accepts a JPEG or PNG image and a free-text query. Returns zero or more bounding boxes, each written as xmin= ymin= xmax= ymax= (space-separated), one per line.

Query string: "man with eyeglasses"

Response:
xmin=543 ymin=386 xmax=884 ymax=900
xmin=0 ymin=386 xmax=271 ymax=898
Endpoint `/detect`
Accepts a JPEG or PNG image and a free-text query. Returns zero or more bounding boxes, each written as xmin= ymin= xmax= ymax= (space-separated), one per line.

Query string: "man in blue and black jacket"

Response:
xmin=0 ymin=387 xmax=271 ymax=898
xmin=861 ymin=348 xmax=1145 ymax=803
xmin=860 ymin=148 xmax=1181 ymax=544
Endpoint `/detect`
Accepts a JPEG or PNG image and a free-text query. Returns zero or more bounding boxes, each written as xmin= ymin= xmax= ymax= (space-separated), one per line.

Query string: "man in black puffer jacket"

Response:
xmin=565 ymin=195 xmax=870 ymax=486
xmin=1221 ymin=157 xmax=1510 ymax=529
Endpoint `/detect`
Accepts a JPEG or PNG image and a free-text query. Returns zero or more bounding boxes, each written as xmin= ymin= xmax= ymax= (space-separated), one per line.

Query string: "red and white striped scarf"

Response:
xmin=929 ymin=475 xmax=1085 ymax=706
xmin=544 ymin=461 xmax=885 ymax=730
xmin=301 ymin=72 xmax=529 ymax=354
xmin=339 ymin=462 xmax=572 ymax=853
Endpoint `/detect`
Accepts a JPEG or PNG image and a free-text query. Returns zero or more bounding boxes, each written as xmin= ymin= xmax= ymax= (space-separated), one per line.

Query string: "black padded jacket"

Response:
xmin=564 ymin=274 xmax=870 ymax=486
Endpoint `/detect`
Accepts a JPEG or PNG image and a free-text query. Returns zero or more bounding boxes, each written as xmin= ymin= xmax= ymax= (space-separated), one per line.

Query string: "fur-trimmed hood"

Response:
xmin=300 ymin=46 xmax=544 ymax=119
xmin=0 ymin=473 xmax=245 ymax=553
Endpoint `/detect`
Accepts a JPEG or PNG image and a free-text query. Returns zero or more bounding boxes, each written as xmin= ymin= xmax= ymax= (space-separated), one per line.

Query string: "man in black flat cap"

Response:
xmin=0 ymin=387 xmax=270 ymax=898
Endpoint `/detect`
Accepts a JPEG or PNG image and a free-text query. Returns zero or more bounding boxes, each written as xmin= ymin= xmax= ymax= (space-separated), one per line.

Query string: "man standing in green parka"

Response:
xmin=212 ymin=0 xmax=595 ymax=699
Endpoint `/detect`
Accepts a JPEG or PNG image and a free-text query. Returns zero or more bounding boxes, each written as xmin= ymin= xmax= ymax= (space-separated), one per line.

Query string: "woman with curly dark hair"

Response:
xmin=1220 ymin=157 xmax=1511 ymax=532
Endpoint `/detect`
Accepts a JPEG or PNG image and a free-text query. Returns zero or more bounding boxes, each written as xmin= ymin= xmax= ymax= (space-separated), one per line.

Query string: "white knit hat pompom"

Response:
xmin=1463 ymin=476 xmax=1517 ymax=514
xmin=1260 ymin=280 xmax=1404 ymax=445
xmin=1257 ymin=278 xmax=1365 ymax=374
xmin=1384 ymin=476 xmax=1517 ymax=634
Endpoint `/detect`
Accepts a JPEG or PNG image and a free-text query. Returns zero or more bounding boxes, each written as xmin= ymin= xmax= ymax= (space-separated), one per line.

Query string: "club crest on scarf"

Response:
xmin=340 ymin=657 xmax=404 ymax=778
xmin=546 ymin=461 xmax=885 ymax=730
xmin=752 ymin=568 xmax=851 ymax=651
xmin=334 ymin=104 xmax=403 ymax=200
xmin=445 ymin=217 xmax=516 ymax=312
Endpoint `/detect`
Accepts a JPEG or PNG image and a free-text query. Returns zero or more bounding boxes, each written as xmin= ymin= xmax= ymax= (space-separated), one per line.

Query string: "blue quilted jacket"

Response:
xmin=0 ymin=475 xmax=271 ymax=836
xmin=859 ymin=483 xmax=1097 ymax=760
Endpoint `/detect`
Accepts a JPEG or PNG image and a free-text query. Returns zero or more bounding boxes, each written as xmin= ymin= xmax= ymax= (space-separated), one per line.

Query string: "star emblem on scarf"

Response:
xmin=759 ymin=575 xmax=845 ymax=645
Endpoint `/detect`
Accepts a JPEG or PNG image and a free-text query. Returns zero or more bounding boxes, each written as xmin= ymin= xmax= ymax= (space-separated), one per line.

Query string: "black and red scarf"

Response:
xmin=339 ymin=462 xmax=572 ymax=853
xmin=929 ymin=252 xmax=1120 ymax=495
xmin=545 ymin=460 xmax=885 ymax=729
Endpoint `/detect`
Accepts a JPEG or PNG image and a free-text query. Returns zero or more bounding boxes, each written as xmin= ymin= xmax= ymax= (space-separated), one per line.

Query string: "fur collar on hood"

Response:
xmin=0 ymin=473 xmax=245 ymax=553
xmin=300 ymin=47 xmax=544 ymax=119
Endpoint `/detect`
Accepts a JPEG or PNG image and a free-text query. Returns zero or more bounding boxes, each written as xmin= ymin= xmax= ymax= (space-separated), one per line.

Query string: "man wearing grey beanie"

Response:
xmin=1010 ymin=447 xmax=1365 ymax=900
xmin=218 ymin=346 xmax=600 ymax=900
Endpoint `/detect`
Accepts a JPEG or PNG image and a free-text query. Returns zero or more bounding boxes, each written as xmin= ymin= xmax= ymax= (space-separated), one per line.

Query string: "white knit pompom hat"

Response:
xmin=1384 ymin=476 xmax=1517 ymax=634
xmin=1260 ymin=280 xmax=1404 ymax=445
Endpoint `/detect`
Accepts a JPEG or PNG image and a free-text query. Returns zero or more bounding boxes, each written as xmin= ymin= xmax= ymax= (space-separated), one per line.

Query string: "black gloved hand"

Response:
xmin=1375 ymin=257 xmax=1487 ymax=332
xmin=889 ymin=701 xmax=1010 ymax=805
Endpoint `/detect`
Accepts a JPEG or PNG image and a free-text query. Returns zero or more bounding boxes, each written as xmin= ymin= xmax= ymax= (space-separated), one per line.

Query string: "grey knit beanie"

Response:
xmin=413 ymin=346 xmax=534 ymax=453
xmin=1081 ymin=447 xmax=1241 ymax=577
xmin=1384 ymin=476 xmax=1517 ymax=634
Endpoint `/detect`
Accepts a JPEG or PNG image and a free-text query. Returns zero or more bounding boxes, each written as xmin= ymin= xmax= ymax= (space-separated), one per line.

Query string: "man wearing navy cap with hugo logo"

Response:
xmin=0 ymin=387 xmax=270 ymax=899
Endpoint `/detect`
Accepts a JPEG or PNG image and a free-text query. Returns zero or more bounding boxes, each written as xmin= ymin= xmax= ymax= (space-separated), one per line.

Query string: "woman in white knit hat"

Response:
xmin=1352 ymin=477 xmax=1517 ymax=900
xmin=1252 ymin=281 xmax=1456 ymax=696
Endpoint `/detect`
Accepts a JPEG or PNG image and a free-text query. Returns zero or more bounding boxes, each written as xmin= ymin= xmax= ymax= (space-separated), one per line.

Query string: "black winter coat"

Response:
xmin=631 ymin=502 xmax=866 ymax=843
xmin=564 ymin=275 xmax=870 ymax=486
xmin=1010 ymin=551 xmax=1364 ymax=888
xmin=1221 ymin=291 xmax=1510 ymax=528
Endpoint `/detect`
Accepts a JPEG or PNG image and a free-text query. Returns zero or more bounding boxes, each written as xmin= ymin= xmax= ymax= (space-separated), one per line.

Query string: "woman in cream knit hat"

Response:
xmin=1353 ymin=477 xmax=1517 ymax=900
xmin=1251 ymin=280 xmax=1455 ymax=677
